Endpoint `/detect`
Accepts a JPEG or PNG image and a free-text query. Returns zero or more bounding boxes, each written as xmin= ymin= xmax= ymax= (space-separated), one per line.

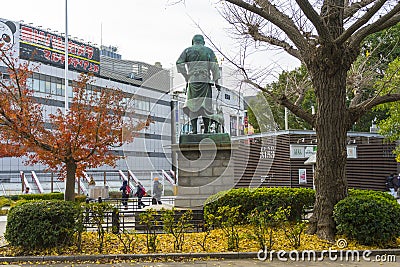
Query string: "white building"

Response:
xmin=0 ymin=18 xmax=172 ymax=194
xmin=0 ymin=18 xmax=246 ymax=195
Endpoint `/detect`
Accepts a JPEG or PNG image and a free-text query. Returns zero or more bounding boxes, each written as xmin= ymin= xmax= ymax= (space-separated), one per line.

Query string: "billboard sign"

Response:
xmin=19 ymin=24 xmax=100 ymax=75
xmin=0 ymin=19 xmax=20 ymax=60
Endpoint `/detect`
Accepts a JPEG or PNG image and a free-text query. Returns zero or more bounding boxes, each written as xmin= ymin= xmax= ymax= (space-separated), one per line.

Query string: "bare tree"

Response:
xmin=218 ymin=0 xmax=400 ymax=241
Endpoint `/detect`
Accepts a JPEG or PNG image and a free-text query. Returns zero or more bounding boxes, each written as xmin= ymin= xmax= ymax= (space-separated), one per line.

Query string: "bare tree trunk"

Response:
xmin=64 ymin=159 xmax=77 ymax=201
xmin=306 ymin=52 xmax=349 ymax=241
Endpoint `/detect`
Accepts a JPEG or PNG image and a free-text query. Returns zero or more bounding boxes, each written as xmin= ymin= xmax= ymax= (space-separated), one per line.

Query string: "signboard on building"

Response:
xmin=290 ymin=145 xmax=315 ymax=158
xmin=260 ymin=145 xmax=275 ymax=159
xmin=19 ymin=24 xmax=100 ymax=75
xmin=290 ymin=144 xmax=357 ymax=159
xmin=347 ymin=145 xmax=357 ymax=159
xmin=299 ymin=169 xmax=307 ymax=184
xmin=0 ymin=19 xmax=20 ymax=60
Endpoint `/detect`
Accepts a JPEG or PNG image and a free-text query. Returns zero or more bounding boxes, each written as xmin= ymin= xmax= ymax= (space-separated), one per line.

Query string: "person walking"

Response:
xmin=119 ymin=180 xmax=129 ymax=209
xmin=134 ymin=182 xmax=147 ymax=209
xmin=393 ymin=173 xmax=400 ymax=198
xmin=152 ymin=177 xmax=163 ymax=205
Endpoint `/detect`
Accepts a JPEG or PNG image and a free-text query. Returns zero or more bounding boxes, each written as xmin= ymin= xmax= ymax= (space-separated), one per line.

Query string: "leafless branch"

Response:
xmin=295 ymin=0 xmax=331 ymax=41
xmin=337 ymin=0 xmax=389 ymax=45
xmin=344 ymin=0 xmax=376 ymax=19
xmin=349 ymin=2 xmax=400 ymax=48
xmin=224 ymin=0 xmax=308 ymax=51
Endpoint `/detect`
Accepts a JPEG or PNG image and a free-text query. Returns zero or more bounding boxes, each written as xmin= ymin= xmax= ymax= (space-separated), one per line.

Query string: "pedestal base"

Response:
xmin=88 ymin=185 xmax=109 ymax=199
xmin=179 ymin=133 xmax=230 ymax=145
xmin=172 ymin=136 xmax=236 ymax=209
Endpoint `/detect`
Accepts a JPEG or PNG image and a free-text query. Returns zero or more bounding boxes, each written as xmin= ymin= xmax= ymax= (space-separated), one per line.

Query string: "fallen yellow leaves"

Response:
xmin=0 ymin=225 xmax=396 ymax=256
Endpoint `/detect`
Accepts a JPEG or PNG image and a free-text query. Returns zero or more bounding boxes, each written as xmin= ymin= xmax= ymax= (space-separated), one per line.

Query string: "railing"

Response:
xmin=0 ymin=182 xmax=6 ymax=196
xmin=127 ymin=170 xmax=140 ymax=184
xmin=162 ymin=169 xmax=175 ymax=185
xmin=31 ymin=171 xmax=44 ymax=194
xmin=53 ymin=179 xmax=62 ymax=192
xmin=20 ymin=171 xmax=31 ymax=193
xmin=82 ymin=171 xmax=91 ymax=183
xmin=83 ymin=197 xmax=204 ymax=233
xmin=76 ymin=177 xmax=88 ymax=195
xmin=0 ymin=170 xmax=173 ymax=196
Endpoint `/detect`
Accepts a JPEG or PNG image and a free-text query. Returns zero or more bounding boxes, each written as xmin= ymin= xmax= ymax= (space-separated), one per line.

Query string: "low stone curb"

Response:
xmin=0 ymin=249 xmax=400 ymax=263
xmin=0 ymin=252 xmax=256 ymax=263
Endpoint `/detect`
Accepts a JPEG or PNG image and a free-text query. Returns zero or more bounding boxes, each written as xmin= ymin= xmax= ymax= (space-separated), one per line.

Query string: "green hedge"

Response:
xmin=13 ymin=192 xmax=86 ymax=203
xmin=17 ymin=192 xmax=64 ymax=201
xmin=204 ymin=187 xmax=315 ymax=222
xmin=334 ymin=190 xmax=400 ymax=247
xmin=5 ymin=200 xmax=81 ymax=250
xmin=348 ymin=188 xmax=396 ymax=201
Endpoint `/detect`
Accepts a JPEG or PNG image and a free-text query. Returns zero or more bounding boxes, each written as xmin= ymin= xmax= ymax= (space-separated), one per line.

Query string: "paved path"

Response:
xmin=6 ymin=258 xmax=399 ymax=266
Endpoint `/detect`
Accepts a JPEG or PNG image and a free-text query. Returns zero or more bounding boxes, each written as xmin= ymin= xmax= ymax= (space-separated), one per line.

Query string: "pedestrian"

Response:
xmin=152 ymin=177 xmax=163 ymax=205
xmin=119 ymin=180 xmax=129 ymax=209
xmin=386 ymin=173 xmax=397 ymax=197
xmin=393 ymin=174 xmax=400 ymax=198
xmin=24 ymin=187 xmax=30 ymax=194
xmin=134 ymin=182 xmax=147 ymax=209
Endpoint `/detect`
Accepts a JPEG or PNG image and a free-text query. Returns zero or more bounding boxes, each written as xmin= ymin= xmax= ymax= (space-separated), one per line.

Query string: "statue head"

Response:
xmin=192 ymin=34 xmax=205 ymax=45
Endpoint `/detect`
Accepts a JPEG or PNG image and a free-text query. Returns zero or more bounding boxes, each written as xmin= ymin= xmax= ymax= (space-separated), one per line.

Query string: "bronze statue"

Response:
xmin=176 ymin=34 xmax=221 ymax=134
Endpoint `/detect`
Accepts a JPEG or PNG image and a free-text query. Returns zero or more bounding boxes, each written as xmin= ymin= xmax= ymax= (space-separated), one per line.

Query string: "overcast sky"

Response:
xmin=2 ymin=0 xmax=299 ymax=93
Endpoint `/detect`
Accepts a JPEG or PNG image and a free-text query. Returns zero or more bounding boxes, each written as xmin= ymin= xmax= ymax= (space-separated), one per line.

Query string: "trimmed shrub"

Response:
xmin=334 ymin=191 xmax=400 ymax=247
xmin=204 ymin=187 xmax=315 ymax=223
xmin=17 ymin=193 xmax=86 ymax=203
xmin=5 ymin=200 xmax=80 ymax=250
xmin=74 ymin=194 xmax=87 ymax=203
xmin=109 ymin=191 xmax=121 ymax=199
xmin=348 ymin=188 xmax=396 ymax=201
xmin=18 ymin=192 xmax=64 ymax=201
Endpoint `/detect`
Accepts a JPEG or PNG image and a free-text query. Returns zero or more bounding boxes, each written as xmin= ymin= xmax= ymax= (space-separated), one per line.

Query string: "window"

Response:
xmin=45 ymin=79 xmax=51 ymax=94
xmin=39 ymin=79 xmax=46 ymax=93
xmin=56 ymin=82 xmax=63 ymax=96
xmin=135 ymin=98 xmax=150 ymax=111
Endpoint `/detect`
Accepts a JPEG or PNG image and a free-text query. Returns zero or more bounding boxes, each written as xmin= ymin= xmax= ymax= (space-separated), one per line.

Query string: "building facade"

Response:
xmin=232 ymin=130 xmax=398 ymax=191
xmin=0 ymin=17 xmax=247 ymax=195
xmin=0 ymin=18 xmax=173 ymax=193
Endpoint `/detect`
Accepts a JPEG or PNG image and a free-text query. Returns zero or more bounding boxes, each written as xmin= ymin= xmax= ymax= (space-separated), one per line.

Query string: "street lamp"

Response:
xmin=64 ymin=0 xmax=69 ymax=114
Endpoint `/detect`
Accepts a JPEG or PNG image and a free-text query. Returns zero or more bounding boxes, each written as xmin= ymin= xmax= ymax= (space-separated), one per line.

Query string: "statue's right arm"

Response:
xmin=176 ymin=49 xmax=189 ymax=81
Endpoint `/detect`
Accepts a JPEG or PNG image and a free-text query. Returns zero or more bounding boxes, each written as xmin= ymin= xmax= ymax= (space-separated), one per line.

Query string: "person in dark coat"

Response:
xmin=135 ymin=182 xmax=147 ymax=209
xmin=393 ymin=173 xmax=399 ymax=198
xmin=119 ymin=180 xmax=129 ymax=209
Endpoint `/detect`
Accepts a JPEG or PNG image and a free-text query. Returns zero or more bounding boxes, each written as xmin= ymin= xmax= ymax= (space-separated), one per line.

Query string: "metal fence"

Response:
xmin=83 ymin=197 xmax=205 ymax=233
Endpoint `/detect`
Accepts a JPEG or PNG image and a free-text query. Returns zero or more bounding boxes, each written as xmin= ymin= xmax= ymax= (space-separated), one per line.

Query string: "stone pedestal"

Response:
xmin=89 ymin=185 xmax=109 ymax=199
xmin=172 ymin=133 xmax=236 ymax=209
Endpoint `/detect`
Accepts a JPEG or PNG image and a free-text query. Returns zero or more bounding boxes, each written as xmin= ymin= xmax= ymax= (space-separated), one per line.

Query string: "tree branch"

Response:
xmin=225 ymin=0 xmax=308 ymax=52
xmin=246 ymin=24 xmax=302 ymax=59
xmin=244 ymin=78 xmax=314 ymax=125
xmin=337 ymin=0 xmax=388 ymax=45
xmin=295 ymin=0 xmax=331 ymax=41
xmin=350 ymin=93 xmax=400 ymax=122
xmin=349 ymin=3 xmax=400 ymax=48
xmin=343 ymin=0 xmax=376 ymax=19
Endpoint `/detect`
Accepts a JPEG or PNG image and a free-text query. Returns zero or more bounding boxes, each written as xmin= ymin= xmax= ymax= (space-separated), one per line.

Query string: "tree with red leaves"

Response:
xmin=0 ymin=44 xmax=150 ymax=201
